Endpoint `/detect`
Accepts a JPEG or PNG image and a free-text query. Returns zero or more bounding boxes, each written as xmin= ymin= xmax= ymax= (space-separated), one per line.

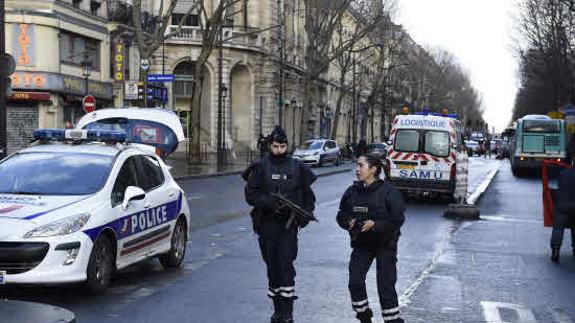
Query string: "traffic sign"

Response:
xmin=82 ymin=95 xmax=96 ymax=113
xmin=140 ymin=58 xmax=150 ymax=71
xmin=146 ymin=74 xmax=175 ymax=82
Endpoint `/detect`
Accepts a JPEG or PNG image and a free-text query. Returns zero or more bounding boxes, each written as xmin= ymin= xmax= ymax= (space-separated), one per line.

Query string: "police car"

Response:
xmin=0 ymin=110 xmax=191 ymax=294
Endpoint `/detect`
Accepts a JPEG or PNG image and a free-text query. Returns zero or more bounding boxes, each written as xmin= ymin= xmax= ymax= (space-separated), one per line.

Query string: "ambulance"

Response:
xmin=386 ymin=112 xmax=468 ymax=202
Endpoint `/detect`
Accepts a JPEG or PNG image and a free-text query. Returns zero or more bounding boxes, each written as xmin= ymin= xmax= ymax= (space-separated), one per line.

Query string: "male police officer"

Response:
xmin=244 ymin=126 xmax=317 ymax=323
xmin=551 ymin=161 xmax=575 ymax=262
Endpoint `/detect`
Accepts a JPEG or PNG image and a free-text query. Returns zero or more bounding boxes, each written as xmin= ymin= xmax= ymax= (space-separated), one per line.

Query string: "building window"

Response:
xmin=90 ymin=1 xmax=101 ymax=15
xmin=60 ymin=31 xmax=101 ymax=71
xmin=72 ymin=0 xmax=81 ymax=8
xmin=171 ymin=14 xmax=199 ymax=27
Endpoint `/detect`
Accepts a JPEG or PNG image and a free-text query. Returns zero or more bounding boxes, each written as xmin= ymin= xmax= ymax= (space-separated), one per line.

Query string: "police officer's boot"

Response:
xmin=271 ymin=298 xmax=281 ymax=323
xmin=551 ymin=247 xmax=560 ymax=263
xmin=355 ymin=309 xmax=373 ymax=323
xmin=280 ymin=299 xmax=294 ymax=323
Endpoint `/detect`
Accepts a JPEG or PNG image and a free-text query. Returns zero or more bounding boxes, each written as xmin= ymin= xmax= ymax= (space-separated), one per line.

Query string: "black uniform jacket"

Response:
xmin=243 ymin=154 xmax=317 ymax=220
xmin=557 ymin=167 xmax=575 ymax=221
xmin=336 ymin=179 xmax=405 ymax=249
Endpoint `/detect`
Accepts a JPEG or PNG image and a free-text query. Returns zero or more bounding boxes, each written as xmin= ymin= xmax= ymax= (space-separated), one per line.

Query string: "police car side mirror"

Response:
xmin=122 ymin=186 xmax=146 ymax=210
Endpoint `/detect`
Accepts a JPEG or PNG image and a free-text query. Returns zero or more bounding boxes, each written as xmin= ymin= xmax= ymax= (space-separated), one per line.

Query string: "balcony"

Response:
xmin=166 ymin=26 xmax=265 ymax=52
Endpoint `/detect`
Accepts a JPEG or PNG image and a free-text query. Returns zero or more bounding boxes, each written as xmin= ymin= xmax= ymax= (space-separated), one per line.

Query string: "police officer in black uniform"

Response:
xmin=336 ymin=153 xmax=405 ymax=323
xmin=550 ymin=160 xmax=575 ymax=262
xmin=244 ymin=126 xmax=317 ymax=323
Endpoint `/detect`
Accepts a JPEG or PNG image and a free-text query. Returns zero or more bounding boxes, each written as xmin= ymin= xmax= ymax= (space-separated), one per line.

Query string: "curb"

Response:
xmin=174 ymin=165 xmax=354 ymax=181
xmin=467 ymin=162 xmax=502 ymax=205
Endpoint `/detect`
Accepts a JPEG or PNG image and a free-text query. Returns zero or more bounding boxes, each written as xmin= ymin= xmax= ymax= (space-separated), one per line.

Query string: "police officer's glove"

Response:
xmin=298 ymin=218 xmax=310 ymax=228
xmin=273 ymin=199 xmax=288 ymax=213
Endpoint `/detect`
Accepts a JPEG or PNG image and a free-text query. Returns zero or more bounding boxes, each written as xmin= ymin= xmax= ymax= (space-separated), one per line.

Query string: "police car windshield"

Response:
xmin=302 ymin=141 xmax=323 ymax=150
xmin=0 ymin=152 xmax=113 ymax=195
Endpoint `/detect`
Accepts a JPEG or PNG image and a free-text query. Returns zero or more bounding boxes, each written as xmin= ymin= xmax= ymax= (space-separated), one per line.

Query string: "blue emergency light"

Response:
xmin=414 ymin=112 xmax=459 ymax=119
xmin=33 ymin=128 xmax=127 ymax=142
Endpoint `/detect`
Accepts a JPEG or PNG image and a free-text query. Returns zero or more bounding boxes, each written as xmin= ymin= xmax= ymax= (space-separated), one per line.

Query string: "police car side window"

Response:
xmin=112 ymin=157 xmax=139 ymax=206
xmin=135 ymin=155 xmax=165 ymax=191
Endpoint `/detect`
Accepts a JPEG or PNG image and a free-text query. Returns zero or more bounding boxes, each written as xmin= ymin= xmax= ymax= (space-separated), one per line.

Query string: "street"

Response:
xmin=1 ymin=158 xmax=573 ymax=322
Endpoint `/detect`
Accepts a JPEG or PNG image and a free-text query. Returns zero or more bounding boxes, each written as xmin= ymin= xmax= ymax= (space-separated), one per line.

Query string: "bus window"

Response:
xmin=523 ymin=120 xmax=560 ymax=133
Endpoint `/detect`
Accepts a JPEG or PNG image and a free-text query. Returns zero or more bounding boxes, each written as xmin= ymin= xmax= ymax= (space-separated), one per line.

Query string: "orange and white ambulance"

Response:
xmin=386 ymin=113 xmax=468 ymax=202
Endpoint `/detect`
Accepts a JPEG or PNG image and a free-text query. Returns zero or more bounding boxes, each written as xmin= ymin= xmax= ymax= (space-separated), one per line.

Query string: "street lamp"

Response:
xmin=221 ymin=84 xmax=228 ymax=164
xmin=290 ymin=98 xmax=296 ymax=150
xmin=81 ymin=56 xmax=92 ymax=96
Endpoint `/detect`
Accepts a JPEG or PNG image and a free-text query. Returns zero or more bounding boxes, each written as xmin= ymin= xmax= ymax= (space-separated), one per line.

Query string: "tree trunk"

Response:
xmin=370 ymin=106 xmax=375 ymax=143
xmin=300 ymin=76 xmax=314 ymax=144
xmin=330 ymin=83 xmax=346 ymax=140
xmin=188 ymin=51 xmax=210 ymax=164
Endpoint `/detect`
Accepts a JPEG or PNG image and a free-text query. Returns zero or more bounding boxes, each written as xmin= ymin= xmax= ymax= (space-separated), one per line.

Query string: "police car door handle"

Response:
xmin=168 ymin=192 xmax=175 ymax=197
xmin=144 ymin=202 xmax=151 ymax=209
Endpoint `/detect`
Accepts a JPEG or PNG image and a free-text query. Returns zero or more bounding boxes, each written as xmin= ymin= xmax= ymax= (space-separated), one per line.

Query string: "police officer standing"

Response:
xmin=550 ymin=160 xmax=575 ymax=263
xmin=336 ymin=153 xmax=405 ymax=323
xmin=244 ymin=126 xmax=317 ymax=323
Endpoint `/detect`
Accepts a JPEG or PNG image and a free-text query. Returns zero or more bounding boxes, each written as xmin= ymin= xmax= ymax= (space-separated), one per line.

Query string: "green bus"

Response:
xmin=509 ymin=114 xmax=569 ymax=176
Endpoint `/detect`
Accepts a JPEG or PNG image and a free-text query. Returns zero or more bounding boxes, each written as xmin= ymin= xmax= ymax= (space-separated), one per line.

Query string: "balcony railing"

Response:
xmin=167 ymin=26 xmax=264 ymax=51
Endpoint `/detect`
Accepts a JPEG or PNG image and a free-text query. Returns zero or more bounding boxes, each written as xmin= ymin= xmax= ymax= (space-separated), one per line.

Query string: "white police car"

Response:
xmin=0 ymin=113 xmax=190 ymax=294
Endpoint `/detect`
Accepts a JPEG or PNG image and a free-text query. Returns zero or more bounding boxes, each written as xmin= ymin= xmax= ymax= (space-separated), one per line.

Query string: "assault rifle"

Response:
xmin=270 ymin=192 xmax=318 ymax=229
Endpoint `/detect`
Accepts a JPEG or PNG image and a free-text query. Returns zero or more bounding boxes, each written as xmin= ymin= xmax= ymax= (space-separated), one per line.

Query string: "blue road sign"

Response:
xmin=146 ymin=74 xmax=175 ymax=82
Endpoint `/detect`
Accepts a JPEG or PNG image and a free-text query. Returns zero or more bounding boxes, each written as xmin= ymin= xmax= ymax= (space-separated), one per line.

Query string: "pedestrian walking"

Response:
xmin=550 ymin=160 xmax=575 ymax=263
xmin=336 ymin=153 xmax=406 ymax=323
xmin=243 ymin=126 xmax=317 ymax=323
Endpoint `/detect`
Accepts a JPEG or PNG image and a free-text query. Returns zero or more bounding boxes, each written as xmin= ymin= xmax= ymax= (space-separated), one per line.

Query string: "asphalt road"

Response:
xmin=3 ymin=157 xmax=559 ymax=323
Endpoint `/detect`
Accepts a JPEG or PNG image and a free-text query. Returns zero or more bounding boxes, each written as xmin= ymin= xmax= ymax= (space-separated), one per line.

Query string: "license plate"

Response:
xmin=0 ymin=270 xmax=5 ymax=284
xmin=398 ymin=164 xmax=415 ymax=170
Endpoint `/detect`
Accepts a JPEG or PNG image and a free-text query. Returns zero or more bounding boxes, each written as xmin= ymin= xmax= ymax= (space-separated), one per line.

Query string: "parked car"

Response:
xmin=0 ymin=128 xmax=191 ymax=294
xmin=293 ymin=139 xmax=341 ymax=167
xmin=465 ymin=140 xmax=482 ymax=156
xmin=367 ymin=142 xmax=388 ymax=160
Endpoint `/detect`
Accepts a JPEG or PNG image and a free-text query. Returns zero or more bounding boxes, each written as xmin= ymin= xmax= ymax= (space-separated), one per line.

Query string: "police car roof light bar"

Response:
xmin=33 ymin=128 xmax=127 ymax=143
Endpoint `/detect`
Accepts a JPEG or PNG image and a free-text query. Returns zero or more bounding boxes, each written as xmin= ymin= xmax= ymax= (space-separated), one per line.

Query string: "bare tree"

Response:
xmin=132 ymin=0 xmax=199 ymax=81
xmin=300 ymin=0 xmax=388 ymax=143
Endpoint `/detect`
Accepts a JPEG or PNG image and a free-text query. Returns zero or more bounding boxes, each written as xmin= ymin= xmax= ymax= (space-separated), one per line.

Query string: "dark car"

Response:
xmin=367 ymin=142 xmax=388 ymax=159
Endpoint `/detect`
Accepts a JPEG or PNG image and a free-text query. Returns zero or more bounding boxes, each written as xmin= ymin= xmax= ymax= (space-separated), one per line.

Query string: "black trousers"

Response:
xmin=348 ymin=246 xmax=401 ymax=322
xmin=258 ymin=219 xmax=298 ymax=300
xmin=550 ymin=211 xmax=575 ymax=249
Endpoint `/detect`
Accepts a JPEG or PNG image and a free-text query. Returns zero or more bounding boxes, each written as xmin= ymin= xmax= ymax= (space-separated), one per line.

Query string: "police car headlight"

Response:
xmin=24 ymin=213 xmax=91 ymax=238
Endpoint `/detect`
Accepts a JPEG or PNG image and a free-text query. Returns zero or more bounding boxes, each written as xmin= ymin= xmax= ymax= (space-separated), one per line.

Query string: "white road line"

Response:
xmin=480 ymin=301 xmax=537 ymax=323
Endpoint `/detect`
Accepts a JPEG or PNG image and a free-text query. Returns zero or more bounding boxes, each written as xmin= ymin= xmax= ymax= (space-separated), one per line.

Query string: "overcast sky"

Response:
xmin=395 ymin=0 xmax=520 ymax=132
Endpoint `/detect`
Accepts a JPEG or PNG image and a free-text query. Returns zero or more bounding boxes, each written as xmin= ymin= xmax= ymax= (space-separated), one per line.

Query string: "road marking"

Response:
xmin=481 ymin=301 xmax=537 ymax=323
xmin=481 ymin=215 xmax=543 ymax=225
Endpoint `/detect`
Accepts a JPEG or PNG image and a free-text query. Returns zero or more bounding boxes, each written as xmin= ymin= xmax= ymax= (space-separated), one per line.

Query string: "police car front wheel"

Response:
xmin=85 ymin=234 xmax=115 ymax=294
xmin=159 ymin=218 xmax=187 ymax=269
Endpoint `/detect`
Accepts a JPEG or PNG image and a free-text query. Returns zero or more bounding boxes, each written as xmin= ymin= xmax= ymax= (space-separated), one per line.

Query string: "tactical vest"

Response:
xmin=261 ymin=156 xmax=303 ymax=208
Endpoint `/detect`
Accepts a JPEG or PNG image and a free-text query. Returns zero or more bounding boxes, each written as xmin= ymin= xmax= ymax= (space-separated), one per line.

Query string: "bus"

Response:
xmin=509 ymin=114 xmax=569 ymax=176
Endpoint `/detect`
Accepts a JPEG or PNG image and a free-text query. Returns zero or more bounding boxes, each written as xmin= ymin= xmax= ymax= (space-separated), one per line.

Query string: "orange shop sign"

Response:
xmin=12 ymin=23 xmax=35 ymax=66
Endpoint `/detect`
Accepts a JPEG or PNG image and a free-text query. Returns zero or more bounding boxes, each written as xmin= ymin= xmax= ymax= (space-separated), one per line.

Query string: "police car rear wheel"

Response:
xmin=85 ymin=235 xmax=114 ymax=294
xmin=159 ymin=219 xmax=187 ymax=268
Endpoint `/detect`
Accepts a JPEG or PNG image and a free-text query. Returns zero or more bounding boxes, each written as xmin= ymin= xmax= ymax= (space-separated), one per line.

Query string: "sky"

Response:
xmin=395 ymin=0 xmax=521 ymax=132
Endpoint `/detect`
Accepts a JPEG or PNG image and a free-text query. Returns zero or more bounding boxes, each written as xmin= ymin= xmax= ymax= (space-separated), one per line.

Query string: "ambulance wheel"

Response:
xmin=85 ymin=234 xmax=115 ymax=294
xmin=160 ymin=218 xmax=187 ymax=269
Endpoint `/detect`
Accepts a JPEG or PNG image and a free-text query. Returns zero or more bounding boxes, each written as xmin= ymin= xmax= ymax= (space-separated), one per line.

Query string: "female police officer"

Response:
xmin=336 ymin=153 xmax=405 ymax=323
xmin=244 ymin=126 xmax=316 ymax=323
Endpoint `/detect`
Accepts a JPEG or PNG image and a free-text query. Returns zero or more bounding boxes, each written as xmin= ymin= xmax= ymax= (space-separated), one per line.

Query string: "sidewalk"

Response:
xmin=165 ymin=150 xmax=355 ymax=180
